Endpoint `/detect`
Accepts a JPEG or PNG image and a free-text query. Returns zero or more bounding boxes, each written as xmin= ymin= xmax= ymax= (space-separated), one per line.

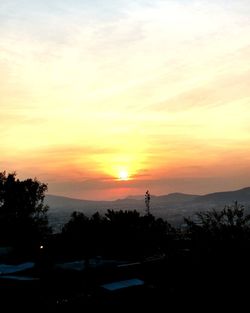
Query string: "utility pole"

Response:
xmin=145 ymin=190 xmax=151 ymax=216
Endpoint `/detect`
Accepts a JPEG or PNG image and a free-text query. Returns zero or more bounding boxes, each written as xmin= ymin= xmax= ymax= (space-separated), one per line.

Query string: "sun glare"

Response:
xmin=118 ymin=170 xmax=129 ymax=181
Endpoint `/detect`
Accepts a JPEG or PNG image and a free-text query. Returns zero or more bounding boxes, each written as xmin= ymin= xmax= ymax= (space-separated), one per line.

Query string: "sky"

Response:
xmin=1 ymin=0 xmax=250 ymax=200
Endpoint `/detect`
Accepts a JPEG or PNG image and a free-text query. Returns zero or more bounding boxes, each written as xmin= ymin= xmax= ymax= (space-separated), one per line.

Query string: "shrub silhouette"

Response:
xmin=184 ymin=201 xmax=250 ymax=248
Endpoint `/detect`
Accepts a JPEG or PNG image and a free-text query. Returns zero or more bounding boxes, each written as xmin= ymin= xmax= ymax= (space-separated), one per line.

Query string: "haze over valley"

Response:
xmin=46 ymin=186 xmax=250 ymax=231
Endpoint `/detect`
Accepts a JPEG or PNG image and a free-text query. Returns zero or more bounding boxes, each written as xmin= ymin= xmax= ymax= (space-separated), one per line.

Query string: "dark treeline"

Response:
xmin=1 ymin=172 xmax=250 ymax=310
xmin=1 ymin=171 xmax=250 ymax=267
xmin=50 ymin=209 xmax=174 ymax=261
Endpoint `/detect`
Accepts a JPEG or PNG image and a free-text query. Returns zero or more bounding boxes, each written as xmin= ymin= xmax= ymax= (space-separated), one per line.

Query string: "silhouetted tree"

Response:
xmin=185 ymin=201 xmax=250 ymax=240
xmin=184 ymin=201 xmax=250 ymax=264
xmin=0 ymin=171 xmax=51 ymax=251
xmin=61 ymin=211 xmax=91 ymax=259
xmin=182 ymin=202 xmax=250 ymax=301
xmin=60 ymin=208 xmax=174 ymax=260
xmin=145 ymin=190 xmax=151 ymax=215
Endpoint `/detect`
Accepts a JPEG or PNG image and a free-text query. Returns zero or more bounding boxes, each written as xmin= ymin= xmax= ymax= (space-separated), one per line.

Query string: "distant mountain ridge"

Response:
xmin=45 ymin=187 xmax=250 ymax=231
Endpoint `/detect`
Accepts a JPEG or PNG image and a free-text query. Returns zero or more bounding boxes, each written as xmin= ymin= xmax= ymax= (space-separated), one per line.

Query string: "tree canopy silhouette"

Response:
xmin=59 ymin=208 xmax=173 ymax=260
xmin=184 ymin=201 xmax=250 ymax=264
xmin=184 ymin=201 xmax=250 ymax=239
xmin=0 ymin=171 xmax=51 ymax=249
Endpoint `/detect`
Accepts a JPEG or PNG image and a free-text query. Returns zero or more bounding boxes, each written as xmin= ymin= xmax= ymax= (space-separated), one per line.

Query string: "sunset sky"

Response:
xmin=1 ymin=0 xmax=250 ymax=200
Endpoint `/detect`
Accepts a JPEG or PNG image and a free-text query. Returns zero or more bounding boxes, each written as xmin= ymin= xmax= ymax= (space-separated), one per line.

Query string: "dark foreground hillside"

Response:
xmin=1 ymin=247 xmax=250 ymax=313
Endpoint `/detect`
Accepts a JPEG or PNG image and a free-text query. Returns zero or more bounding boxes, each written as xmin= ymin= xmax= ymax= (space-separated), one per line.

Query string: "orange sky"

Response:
xmin=1 ymin=0 xmax=250 ymax=200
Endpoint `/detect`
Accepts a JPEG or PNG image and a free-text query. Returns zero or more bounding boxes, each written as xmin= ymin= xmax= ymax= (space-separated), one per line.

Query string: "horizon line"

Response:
xmin=45 ymin=185 xmax=250 ymax=202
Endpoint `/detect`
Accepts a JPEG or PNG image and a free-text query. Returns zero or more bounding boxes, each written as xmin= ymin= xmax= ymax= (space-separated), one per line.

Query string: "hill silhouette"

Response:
xmin=45 ymin=187 xmax=250 ymax=230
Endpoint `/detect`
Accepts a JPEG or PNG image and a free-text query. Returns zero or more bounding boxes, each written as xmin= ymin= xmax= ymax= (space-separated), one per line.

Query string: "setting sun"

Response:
xmin=118 ymin=170 xmax=129 ymax=181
